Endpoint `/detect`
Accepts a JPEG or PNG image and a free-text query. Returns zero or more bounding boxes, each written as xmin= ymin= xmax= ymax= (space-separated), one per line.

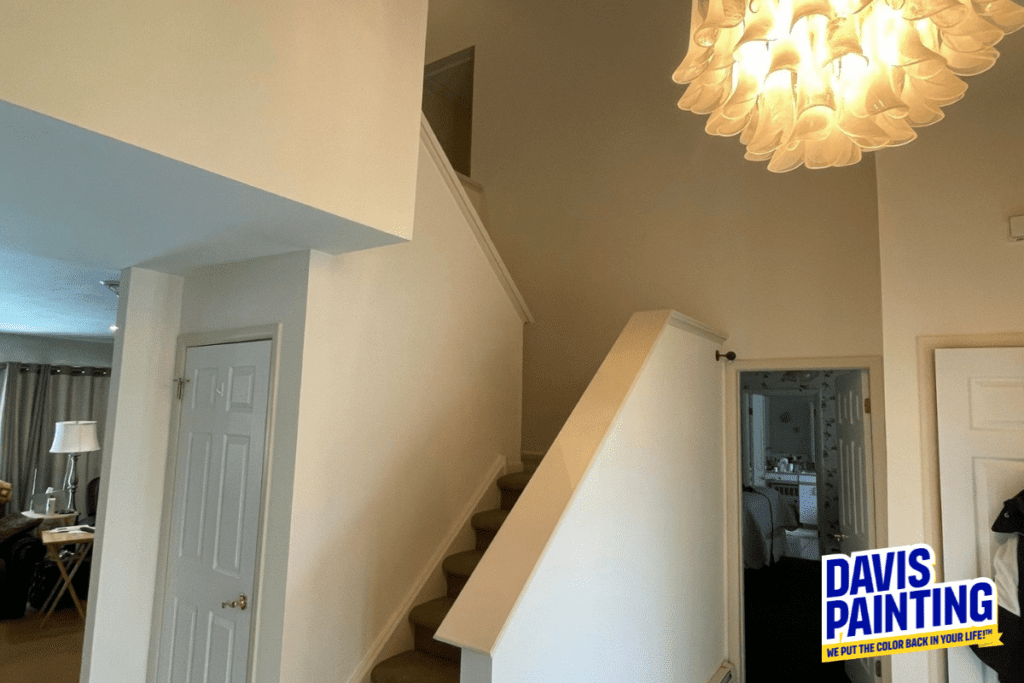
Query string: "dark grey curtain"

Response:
xmin=0 ymin=363 xmax=110 ymax=514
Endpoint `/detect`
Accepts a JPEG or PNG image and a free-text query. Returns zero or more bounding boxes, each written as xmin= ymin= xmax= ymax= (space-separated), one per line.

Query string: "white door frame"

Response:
xmin=724 ymin=355 xmax=889 ymax=683
xmin=147 ymin=324 xmax=282 ymax=683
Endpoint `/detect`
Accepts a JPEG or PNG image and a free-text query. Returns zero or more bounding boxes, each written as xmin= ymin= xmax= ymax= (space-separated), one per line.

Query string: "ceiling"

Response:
xmin=0 ymin=99 xmax=404 ymax=339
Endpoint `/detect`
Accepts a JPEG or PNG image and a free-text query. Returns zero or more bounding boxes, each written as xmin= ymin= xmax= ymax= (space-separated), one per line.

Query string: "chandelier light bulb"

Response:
xmin=673 ymin=0 xmax=1024 ymax=171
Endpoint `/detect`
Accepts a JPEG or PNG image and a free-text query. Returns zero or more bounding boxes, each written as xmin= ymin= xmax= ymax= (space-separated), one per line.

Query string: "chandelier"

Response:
xmin=673 ymin=0 xmax=1024 ymax=171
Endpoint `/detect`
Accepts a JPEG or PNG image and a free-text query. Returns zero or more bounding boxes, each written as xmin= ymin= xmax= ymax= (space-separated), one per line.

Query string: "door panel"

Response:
xmin=157 ymin=340 xmax=271 ymax=683
xmin=835 ymin=370 xmax=875 ymax=683
xmin=937 ymin=347 xmax=1024 ymax=683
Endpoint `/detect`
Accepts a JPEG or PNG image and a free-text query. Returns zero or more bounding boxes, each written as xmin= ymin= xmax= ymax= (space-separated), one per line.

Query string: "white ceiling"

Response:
xmin=0 ymin=99 xmax=404 ymax=339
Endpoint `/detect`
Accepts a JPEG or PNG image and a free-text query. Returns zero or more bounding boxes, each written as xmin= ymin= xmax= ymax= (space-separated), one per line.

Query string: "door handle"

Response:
xmin=832 ymin=533 xmax=847 ymax=542
xmin=221 ymin=594 xmax=248 ymax=611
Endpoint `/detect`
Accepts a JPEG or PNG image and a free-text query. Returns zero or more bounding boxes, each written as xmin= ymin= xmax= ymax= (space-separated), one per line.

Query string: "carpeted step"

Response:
xmin=471 ymin=508 xmax=509 ymax=551
xmin=409 ymin=597 xmax=459 ymax=662
xmin=442 ymin=549 xmax=483 ymax=598
xmin=521 ymin=452 xmax=544 ymax=473
xmin=497 ymin=470 xmax=532 ymax=510
xmin=370 ymin=650 xmax=459 ymax=683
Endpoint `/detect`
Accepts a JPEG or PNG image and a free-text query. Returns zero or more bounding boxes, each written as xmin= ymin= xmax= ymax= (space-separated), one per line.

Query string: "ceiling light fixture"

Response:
xmin=673 ymin=0 xmax=1024 ymax=171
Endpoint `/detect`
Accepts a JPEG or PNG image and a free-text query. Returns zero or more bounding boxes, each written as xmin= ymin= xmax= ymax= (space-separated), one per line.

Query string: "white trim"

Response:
xmin=147 ymin=324 xmax=282 ymax=683
xmin=420 ymin=114 xmax=534 ymax=324
xmin=668 ymin=310 xmax=726 ymax=343
xmin=345 ymin=453 xmax=508 ymax=683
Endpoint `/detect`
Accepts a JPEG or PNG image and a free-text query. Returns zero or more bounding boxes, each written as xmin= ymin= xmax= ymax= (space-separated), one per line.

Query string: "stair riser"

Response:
xmin=500 ymin=489 xmax=522 ymax=510
xmin=475 ymin=528 xmax=497 ymax=552
xmin=414 ymin=625 xmax=461 ymax=662
xmin=445 ymin=572 xmax=469 ymax=599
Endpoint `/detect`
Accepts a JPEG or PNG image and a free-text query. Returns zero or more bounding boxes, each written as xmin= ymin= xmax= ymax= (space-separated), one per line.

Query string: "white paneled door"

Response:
xmin=156 ymin=340 xmax=272 ymax=683
xmin=937 ymin=347 xmax=1024 ymax=683
xmin=835 ymin=369 xmax=875 ymax=683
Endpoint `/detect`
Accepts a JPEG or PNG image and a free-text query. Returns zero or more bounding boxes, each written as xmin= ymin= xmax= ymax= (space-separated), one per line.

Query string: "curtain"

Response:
xmin=0 ymin=363 xmax=110 ymax=514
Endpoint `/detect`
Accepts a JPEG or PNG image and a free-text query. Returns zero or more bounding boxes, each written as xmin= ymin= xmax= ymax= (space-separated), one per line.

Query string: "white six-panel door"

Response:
xmin=937 ymin=347 xmax=1024 ymax=683
xmin=835 ymin=369 xmax=876 ymax=683
xmin=156 ymin=340 xmax=272 ymax=683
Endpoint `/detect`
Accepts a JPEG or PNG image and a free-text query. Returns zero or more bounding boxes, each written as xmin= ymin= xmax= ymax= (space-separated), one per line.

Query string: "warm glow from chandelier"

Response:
xmin=674 ymin=0 xmax=1024 ymax=171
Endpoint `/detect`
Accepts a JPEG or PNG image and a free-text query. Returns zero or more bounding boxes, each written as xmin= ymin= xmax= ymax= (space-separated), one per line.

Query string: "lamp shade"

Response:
xmin=50 ymin=421 xmax=100 ymax=454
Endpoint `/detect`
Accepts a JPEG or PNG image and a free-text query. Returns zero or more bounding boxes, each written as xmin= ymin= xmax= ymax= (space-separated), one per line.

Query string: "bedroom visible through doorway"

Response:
xmin=740 ymin=368 xmax=876 ymax=683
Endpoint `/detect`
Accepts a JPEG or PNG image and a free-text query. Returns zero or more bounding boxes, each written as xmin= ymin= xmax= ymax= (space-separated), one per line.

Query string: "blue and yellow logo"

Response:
xmin=821 ymin=543 xmax=1001 ymax=661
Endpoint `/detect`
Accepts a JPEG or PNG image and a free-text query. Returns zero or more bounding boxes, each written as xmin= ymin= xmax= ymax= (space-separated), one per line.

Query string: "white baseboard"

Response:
xmin=345 ymin=453 xmax=507 ymax=683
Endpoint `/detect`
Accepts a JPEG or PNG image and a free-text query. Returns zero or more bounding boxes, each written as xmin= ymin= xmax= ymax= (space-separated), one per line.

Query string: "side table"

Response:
xmin=21 ymin=510 xmax=77 ymax=536
xmin=39 ymin=529 xmax=94 ymax=626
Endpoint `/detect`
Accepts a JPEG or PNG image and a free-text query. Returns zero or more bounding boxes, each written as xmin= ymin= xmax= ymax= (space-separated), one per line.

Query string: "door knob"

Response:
xmin=221 ymin=594 xmax=248 ymax=611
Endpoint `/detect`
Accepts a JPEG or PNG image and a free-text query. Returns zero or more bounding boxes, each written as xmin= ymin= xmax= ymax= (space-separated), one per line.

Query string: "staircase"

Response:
xmin=370 ymin=455 xmax=541 ymax=683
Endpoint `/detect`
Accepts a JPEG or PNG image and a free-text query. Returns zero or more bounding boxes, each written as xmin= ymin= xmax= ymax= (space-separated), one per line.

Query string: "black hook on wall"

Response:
xmin=716 ymin=350 xmax=737 ymax=362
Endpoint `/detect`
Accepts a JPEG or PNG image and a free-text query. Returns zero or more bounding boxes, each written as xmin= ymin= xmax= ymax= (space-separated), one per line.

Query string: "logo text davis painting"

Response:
xmin=821 ymin=543 xmax=1002 ymax=662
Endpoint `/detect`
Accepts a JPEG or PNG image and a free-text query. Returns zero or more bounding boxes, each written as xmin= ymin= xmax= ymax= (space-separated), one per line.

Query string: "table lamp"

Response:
xmin=50 ymin=421 xmax=100 ymax=515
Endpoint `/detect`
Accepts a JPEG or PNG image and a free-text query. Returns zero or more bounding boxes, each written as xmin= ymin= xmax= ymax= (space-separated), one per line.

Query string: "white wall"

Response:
xmin=0 ymin=0 xmax=427 ymax=239
xmin=81 ymin=267 xmax=183 ymax=683
xmin=493 ymin=322 xmax=723 ymax=683
xmin=177 ymin=249 xmax=313 ymax=682
xmin=875 ymin=44 xmax=1024 ymax=683
xmin=0 ymin=332 xmax=113 ymax=366
xmin=278 ymin=133 xmax=525 ymax=682
xmin=426 ymin=0 xmax=883 ymax=451
xmin=438 ymin=313 xmax=724 ymax=682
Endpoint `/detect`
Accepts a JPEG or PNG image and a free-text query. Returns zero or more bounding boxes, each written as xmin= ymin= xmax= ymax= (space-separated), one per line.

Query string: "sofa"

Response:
xmin=0 ymin=513 xmax=45 ymax=619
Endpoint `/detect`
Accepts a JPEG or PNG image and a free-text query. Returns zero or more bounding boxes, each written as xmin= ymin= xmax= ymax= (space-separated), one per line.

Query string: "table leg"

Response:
xmin=40 ymin=544 xmax=90 ymax=626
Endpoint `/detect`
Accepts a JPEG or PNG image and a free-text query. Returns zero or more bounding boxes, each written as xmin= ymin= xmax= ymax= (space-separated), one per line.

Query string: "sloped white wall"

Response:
xmin=487 ymin=322 xmax=724 ymax=682
xmin=278 ymin=134 xmax=525 ymax=682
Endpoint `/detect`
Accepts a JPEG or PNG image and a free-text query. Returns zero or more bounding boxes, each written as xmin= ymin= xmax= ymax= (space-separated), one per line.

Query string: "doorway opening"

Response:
xmin=422 ymin=46 xmax=475 ymax=177
xmin=740 ymin=368 xmax=876 ymax=683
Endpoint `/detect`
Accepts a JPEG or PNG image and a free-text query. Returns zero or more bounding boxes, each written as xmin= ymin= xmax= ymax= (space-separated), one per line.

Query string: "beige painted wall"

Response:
xmin=82 ymin=267 xmax=183 ymax=683
xmin=425 ymin=0 xmax=884 ymax=451
xmin=279 ymin=136 xmax=524 ymax=682
xmin=0 ymin=0 xmax=427 ymax=238
xmin=177 ymin=249 xmax=313 ymax=682
xmin=875 ymin=43 xmax=1024 ymax=683
xmin=0 ymin=333 xmax=113 ymax=366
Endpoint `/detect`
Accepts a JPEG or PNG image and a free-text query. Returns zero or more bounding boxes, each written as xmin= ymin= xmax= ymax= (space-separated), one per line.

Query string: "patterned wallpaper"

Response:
xmin=742 ymin=369 xmax=858 ymax=556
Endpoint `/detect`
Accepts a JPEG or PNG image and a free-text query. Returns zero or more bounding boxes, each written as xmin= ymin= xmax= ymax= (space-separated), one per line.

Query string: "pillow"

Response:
xmin=0 ymin=514 xmax=42 ymax=547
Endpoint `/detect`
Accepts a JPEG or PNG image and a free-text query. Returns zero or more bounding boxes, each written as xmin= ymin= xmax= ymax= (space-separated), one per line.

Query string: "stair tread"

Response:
xmin=371 ymin=650 xmax=459 ymax=683
xmin=471 ymin=508 xmax=509 ymax=532
xmin=496 ymin=470 xmax=532 ymax=492
xmin=442 ymin=549 xmax=483 ymax=577
xmin=409 ymin=596 xmax=455 ymax=630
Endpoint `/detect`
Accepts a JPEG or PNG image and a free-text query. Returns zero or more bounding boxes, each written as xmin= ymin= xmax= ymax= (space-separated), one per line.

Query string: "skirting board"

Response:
xmin=345 ymin=453 xmax=507 ymax=683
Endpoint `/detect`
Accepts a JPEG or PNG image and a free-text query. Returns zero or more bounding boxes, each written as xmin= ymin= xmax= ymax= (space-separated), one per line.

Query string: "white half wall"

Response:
xmin=489 ymin=319 xmax=725 ymax=682
xmin=81 ymin=267 xmax=183 ymax=683
xmin=0 ymin=332 xmax=113 ymax=366
xmin=278 ymin=132 xmax=525 ymax=682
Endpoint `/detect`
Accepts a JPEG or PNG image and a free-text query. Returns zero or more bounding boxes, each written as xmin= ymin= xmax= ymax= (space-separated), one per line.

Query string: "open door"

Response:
xmin=834 ymin=369 xmax=876 ymax=683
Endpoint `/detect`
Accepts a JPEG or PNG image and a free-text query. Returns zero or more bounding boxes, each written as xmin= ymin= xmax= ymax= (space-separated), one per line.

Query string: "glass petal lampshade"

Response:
xmin=674 ymin=0 xmax=1024 ymax=171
